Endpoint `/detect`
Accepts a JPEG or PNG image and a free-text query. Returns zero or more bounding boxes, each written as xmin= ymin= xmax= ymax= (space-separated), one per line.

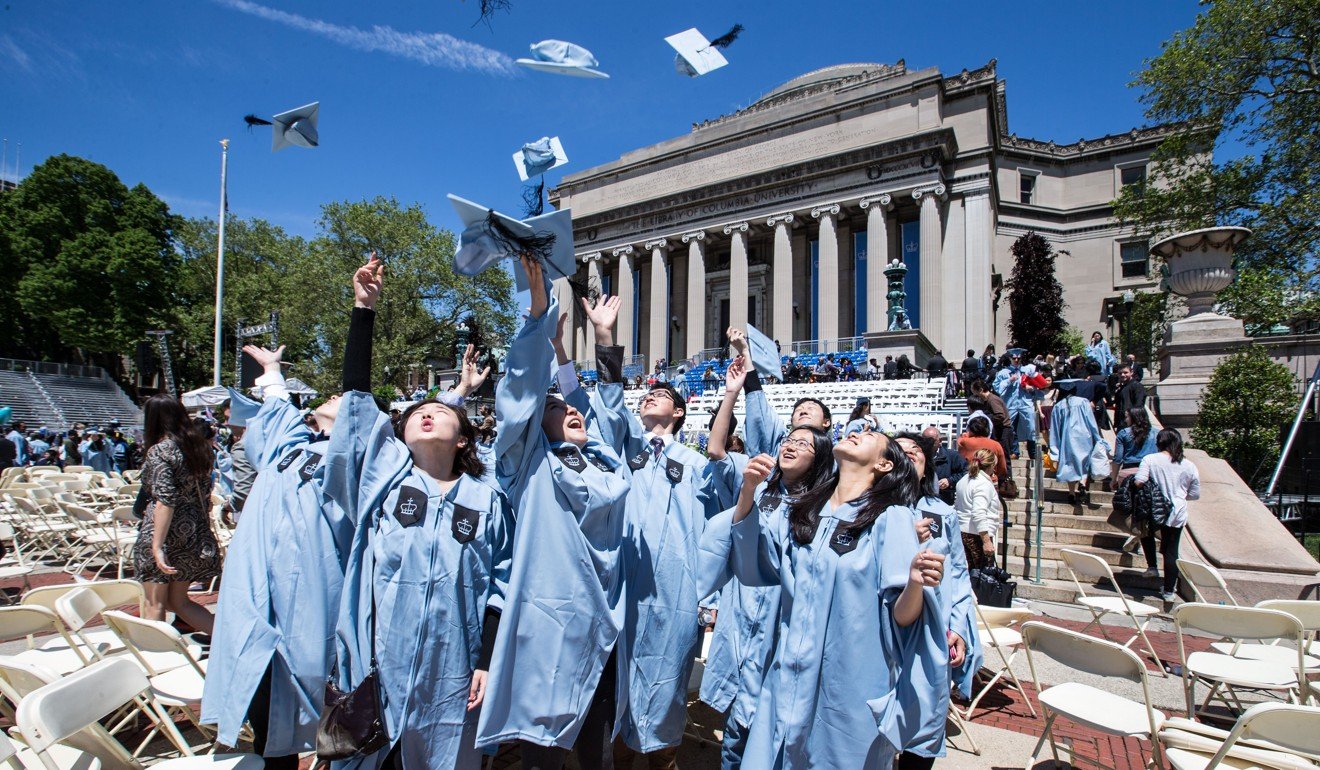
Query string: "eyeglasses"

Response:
xmin=643 ymin=390 xmax=674 ymax=404
xmin=781 ymin=437 xmax=816 ymax=453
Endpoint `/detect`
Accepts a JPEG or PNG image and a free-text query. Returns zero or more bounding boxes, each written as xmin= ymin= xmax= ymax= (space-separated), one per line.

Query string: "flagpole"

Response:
xmin=213 ymin=139 xmax=230 ymax=387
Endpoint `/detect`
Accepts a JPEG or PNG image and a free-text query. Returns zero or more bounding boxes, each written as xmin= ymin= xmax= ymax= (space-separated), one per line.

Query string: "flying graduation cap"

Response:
xmin=513 ymin=137 xmax=568 ymax=182
xmin=516 ymin=40 xmax=609 ymax=79
xmin=666 ymin=25 xmax=743 ymax=77
xmin=448 ymin=194 xmax=576 ymax=293
xmin=242 ymin=102 xmax=320 ymax=152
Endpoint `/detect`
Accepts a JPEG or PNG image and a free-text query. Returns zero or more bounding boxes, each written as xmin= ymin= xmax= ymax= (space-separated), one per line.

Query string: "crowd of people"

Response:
xmin=0 ymin=420 xmax=139 ymax=472
xmin=6 ymin=252 xmax=1194 ymax=770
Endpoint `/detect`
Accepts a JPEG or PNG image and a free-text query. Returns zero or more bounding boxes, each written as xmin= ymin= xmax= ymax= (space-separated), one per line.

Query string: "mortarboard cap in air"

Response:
xmin=516 ymin=40 xmax=609 ymax=79
xmin=226 ymin=387 xmax=261 ymax=428
xmin=745 ymin=323 xmax=781 ymax=384
xmin=666 ymin=26 xmax=740 ymax=77
xmin=1006 ymin=347 xmax=1027 ymax=358
xmin=447 ymin=194 xmax=575 ymax=292
xmin=272 ymin=102 xmax=320 ymax=152
xmin=513 ymin=136 xmax=568 ymax=181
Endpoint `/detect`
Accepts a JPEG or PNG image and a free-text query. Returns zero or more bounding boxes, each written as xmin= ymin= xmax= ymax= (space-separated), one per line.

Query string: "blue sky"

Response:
xmin=1 ymin=0 xmax=1205 ymax=240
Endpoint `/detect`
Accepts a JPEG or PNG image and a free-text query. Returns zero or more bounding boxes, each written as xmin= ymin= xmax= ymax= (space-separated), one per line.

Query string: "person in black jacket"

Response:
xmin=927 ymin=350 xmax=949 ymax=378
xmin=923 ymin=425 xmax=967 ymax=506
xmin=1112 ymin=364 xmax=1147 ymax=430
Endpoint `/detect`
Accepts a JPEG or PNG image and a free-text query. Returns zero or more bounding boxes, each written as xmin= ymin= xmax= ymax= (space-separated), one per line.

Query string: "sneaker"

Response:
xmin=1142 ymin=568 xmax=1160 ymax=579
xmin=1161 ymin=592 xmax=1177 ymax=603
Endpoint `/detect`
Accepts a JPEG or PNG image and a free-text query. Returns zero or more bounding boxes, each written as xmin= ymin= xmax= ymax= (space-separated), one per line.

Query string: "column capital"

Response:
xmin=680 ymin=230 xmax=707 ymax=244
xmin=859 ymin=193 xmax=893 ymax=211
xmin=579 ymin=250 xmax=603 ymax=264
xmin=611 ymin=245 xmax=635 ymax=258
xmin=765 ymin=212 xmax=796 ymax=228
xmin=811 ymin=203 xmax=841 ymax=219
xmin=643 ymin=238 xmax=670 ymax=252
xmin=723 ymin=221 xmax=750 ymax=236
xmin=912 ymin=183 xmax=948 ymax=202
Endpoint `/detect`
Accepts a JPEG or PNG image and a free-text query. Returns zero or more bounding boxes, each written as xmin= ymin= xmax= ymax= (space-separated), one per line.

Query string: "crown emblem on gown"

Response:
xmin=456 ymin=517 xmax=474 ymax=536
xmin=399 ymin=497 xmax=418 ymax=518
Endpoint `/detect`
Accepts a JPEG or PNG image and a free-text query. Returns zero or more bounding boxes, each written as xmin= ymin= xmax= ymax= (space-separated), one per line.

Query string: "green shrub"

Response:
xmin=1191 ymin=346 xmax=1297 ymax=485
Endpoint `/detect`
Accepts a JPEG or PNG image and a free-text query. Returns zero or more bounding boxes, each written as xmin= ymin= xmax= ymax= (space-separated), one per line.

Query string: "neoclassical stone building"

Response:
xmin=548 ymin=59 xmax=1170 ymax=369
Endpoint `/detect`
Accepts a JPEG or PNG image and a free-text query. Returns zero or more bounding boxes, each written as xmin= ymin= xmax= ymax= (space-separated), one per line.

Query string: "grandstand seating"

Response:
xmin=0 ymin=364 xmax=143 ymax=431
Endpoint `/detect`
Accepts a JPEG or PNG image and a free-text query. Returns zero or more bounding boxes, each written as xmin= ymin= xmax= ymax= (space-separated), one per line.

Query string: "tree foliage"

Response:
xmin=1006 ymin=232 xmax=1068 ymax=355
xmin=1192 ymin=345 xmax=1297 ymax=485
xmin=0 ymin=155 xmax=177 ymax=369
xmin=1114 ymin=0 xmax=1320 ymax=329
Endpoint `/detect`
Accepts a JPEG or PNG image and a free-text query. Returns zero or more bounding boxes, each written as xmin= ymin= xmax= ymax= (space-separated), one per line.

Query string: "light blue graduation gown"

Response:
xmin=1085 ymin=339 xmax=1117 ymax=376
xmin=699 ymin=456 xmax=782 ymax=734
xmin=993 ymin=366 xmax=1040 ymax=439
xmin=590 ymin=380 xmax=726 ymax=752
xmin=201 ymin=395 xmax=349 ymax=755
xmin=475 ymin=301 xmax=632 ymax=751
xmin=214 ymin=446 xmax=234 ymax=499
xmin=907 ymin=496 xmax=982 ymax=757
xmin=723 ymin=499 xmax=947 ymax=769
xmin=744 ymin=390 xmax=786 ymax=457
xmin=324 ymin=390 xmax=513 ymax=770
xmin=80 ymin=441 xmax=116 ymax=474
xmin=1050 ymin=394 xmax=1103 ymax=483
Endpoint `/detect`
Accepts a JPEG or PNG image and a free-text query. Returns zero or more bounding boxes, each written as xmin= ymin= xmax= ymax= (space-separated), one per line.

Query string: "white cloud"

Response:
xmin=0 ymin=35 xmax=34 ymax=72
xmin=212 ymin=0 xmax=516 ymax=76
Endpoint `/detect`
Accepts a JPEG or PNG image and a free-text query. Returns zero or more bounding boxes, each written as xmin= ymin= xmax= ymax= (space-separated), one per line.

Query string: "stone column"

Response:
xmin=645 ymin=239 xmax=669 ymax=369
xmin=725 ymin=222 xmax=750 ymax=331
xmin=682 ymin=231 xmax=707 ymax=356
xmin=913 ymin=184 xmax=946 ymax=345
xmin=582 ymin=251 xmax=604 ymax=362
xmin=962 ymin=188 xmax=993 ymax=356
xmin=812 ymin=203 xmax=841 ymax=343
xmin=859 ymin=194 xmax=892 ymax=335
xmin=766 ymin=213 xmax=795 ymax=347
xmin=613 ymin=245 xmax=636 ymax=359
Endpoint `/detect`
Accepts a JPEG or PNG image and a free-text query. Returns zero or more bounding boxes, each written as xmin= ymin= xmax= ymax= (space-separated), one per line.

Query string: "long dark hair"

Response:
xmin=847 ymin=401 xmax=870 ymax=423
xmin=787 ymin=433 xmax=920 ymax=545
xmin=1156 ymin=428 xmax=1184 ymax=464
xmin=395 ymin=399 xmax=485 ymax=478
xmin=895 ymin=431 xmax=938 ymax=500
xmin=142 ymin=394 xmax=213 ymax=479
xmin=1127 ymin=408 xmax=1152 ymax=452
xmin=766 ymin=426 xmax=834 ymax=497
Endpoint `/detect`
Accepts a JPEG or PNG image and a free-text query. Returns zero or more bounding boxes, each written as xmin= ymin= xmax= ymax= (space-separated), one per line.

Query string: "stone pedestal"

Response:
xmin=863 ymin=329 xmax=939 ymax=370
xmin=1156 ymin=313 xmax=1251 ymax=429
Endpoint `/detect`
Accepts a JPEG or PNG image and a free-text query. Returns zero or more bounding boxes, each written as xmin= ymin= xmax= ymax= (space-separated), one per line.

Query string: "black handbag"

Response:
xmin=971 ymin=565 xmax=1017 ymax=608
xmin=315 ymin=579 xmax=386 ymax=764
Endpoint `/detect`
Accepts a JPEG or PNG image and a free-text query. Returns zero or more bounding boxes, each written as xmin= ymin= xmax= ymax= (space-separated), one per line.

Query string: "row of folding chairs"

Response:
xmin=0 ymin=488 xmax=138 ymax=582
xmin=0 ymin=580 xmax=255 ymax=768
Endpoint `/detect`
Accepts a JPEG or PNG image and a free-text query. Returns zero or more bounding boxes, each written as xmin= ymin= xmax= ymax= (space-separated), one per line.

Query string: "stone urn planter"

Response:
xmin=1149 ymin=226 xmax=1251 ymax=317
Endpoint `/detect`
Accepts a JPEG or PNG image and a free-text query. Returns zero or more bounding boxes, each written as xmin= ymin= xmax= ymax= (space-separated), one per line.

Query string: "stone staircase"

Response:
xmin=996 ymin=463 xmax=1168 ymax=608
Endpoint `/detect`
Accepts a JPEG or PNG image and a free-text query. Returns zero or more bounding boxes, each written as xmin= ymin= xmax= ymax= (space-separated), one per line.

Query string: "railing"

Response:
xmin=0 ymin=358 xmax=106 ymax=380
xmin=786 ymin=337 xmax=867 ymax=357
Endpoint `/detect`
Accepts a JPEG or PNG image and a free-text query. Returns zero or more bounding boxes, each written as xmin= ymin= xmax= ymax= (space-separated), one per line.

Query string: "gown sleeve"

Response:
xmin=742 ymin=370 xmax=785 ymax=457
xmin=494 ymin=299 xmax=560 ymax=487
xmin=942 ymin=514 xmax=981 ymax=698
xmin=729 ymin=500 xmax=783 ymax=588
xmin=242 ymin=375 xmax=310 ymax=471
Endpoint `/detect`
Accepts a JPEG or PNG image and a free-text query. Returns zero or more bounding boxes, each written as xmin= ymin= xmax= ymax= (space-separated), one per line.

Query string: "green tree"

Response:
xmin=1115 ymin=0 xmax=1320 ymax=329
xmin=1192 ymin=345 xmax=1297 ymax=485
xmin=1006 ymin=232 xmax=1068 ymax=355
xmin=0 ymin=155 xmax=176 ymax=370
xmin=1116 ymin=291 xmax=1170 ymax=367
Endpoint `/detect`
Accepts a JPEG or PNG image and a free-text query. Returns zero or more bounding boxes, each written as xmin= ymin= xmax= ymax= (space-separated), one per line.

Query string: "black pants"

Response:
xmin=519 ymin=650 xmax=618 ymax=770
xmin=247 ymin=664 xmax=300 ymax=770
xmin=1141 ymin=524 xmax=1184 ymax=593
xmin=899 ymin=752 xmax=937 ymax=770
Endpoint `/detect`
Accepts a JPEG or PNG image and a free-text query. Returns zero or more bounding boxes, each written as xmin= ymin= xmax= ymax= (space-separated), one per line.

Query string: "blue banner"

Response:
xmin=900 ymin=220 xmax=921 ymax=329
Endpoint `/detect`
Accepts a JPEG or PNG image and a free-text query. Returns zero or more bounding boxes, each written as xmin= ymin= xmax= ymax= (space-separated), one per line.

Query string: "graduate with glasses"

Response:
xmin=583 ymin=301 xmax=728 ymax=768
xmin=701 ymin=352 xmax=835 ymax=769
xmin=707 ymin=428 xmax=948 ymax=769
xmin=321 ymin=258 xmax=513 ymax=770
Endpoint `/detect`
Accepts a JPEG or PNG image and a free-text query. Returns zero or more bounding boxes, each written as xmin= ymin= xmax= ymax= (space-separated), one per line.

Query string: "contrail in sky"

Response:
xmin=212 ymin=0 xmax=516 ymax=75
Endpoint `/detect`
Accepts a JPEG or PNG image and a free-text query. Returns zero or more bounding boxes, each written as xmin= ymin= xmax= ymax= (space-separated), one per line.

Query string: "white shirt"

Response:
xmin=1135 ymin=452 xmax=1201 ymax=528
xmin=954 ymin=472 xmax=1000 ymax=536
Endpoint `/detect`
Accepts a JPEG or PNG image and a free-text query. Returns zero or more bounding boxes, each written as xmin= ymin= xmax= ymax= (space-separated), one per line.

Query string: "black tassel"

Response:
xmin=522 ymin=177 xmax=545 ymax=217
xmin=707 ymin=24 xmax=744 ymax=49
xmin=244 ymin=114 xmax=273 ymax=130
xmin=473 ymin=0 xmax=511 ymax=26
xmin=487 ymin=209 xmax=593 ymax=303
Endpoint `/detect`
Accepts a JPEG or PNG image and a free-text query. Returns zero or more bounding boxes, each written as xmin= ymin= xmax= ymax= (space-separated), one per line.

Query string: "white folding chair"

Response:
xmin=1160 ymin=702 xmax=1320 ymax=770
xmin=0 ymin=523 xmax=34 ymax=600
xmin=100 ymin=610 xmax=212 ymax=749
xmin=1258 ymin=599 xmax=1320 ymax=673
xmin=1060 ymin=547 xmax=1167 ymax=676
xmin=964 ymin=603 xmax=1038 ymax=719
xmin=14 ymin=657 xmax=263 ymax=770
xmin=0 ymin=606 xmax=102 ymax=675
xmin=1174 ymin=603 xmax=1305 ymax=720
xmin=1177 ymin=559 xmax=1241 ymax=606
xmin=1020 ymin=621 xmax=1166 ymax=770
xmin=0 ymin=720 xmax=100 ymax=770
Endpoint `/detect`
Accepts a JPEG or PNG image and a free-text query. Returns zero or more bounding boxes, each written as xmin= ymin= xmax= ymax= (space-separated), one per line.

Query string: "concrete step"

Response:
xmin=1007 ymin=540 xmax=1148 ymax=569
xmin=998 ymin=556 xmax=1168 ymax=609
xmin=1007 ymin=511 xmax=1125 ymax=533
xmin=1005 ymin=499 xmax=1115 ymax=516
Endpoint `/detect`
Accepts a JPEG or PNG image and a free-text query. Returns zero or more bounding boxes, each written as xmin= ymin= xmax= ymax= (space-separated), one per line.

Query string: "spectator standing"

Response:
xmin=980 ymin=345 xmax=998 ymax=382
xmin=960 ymin=349 xmax=982 ymax=386
xmin=1112 ymin=364 xmax=1147 ymax=430
xmin=109 ymin=430 xmax=129 ymax=473
xmin=927 ymin=350 xmax=949 ymax=378
xmin=1111 ymin=408 xmax=1157 ymax=485
xmin=5 ymin=421 xmax=27 ymax=466
xmin=883 ymin=355 xmax=898 ymax=380
xmin=27 ymin=430 xmax=50 ymax=461
xmin=61 ymin=429 xmax=82 ymax=466
xmin=868 ymin=357 xmax=881 ymax=380
xmin=896 ymin=354 xmax=915 ymax=379
xmin=955 ymin=449 xmax=1001 ymax=568
xmin=956 ymin=413 xmax=1008 ymax=481
xmin=923 ymin=425 xmax=967 ymax=506
xmin=1127 ymin=354 xmax=1145 ymax=382
xmin=840 ymin=357 xmax=858 ymax=382
xmin=1085 ymin=332 xmax=1117 ymax=376
xmin=81 ymin=429 xmax=117 ymax=474
xmin=0 ymin=433 xmax=14 ymax=471
xmin=1134 ymin=430 xmax=1201 ymax=601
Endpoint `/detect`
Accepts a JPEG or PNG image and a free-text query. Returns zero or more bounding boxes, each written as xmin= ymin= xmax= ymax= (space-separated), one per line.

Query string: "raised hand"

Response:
xmin=582 ymin=294 xmax=622 ymax=346
xmin=725 ymin=354 xmax=748 ymax=394
xmin=743 ymin=453 xmax=776 ymax=487
xmin=354 ymin=252 xmax=383 ymax=309
xmin=242 ymin=344 xmax=286 ymax=374
xmin=910 ymin=549 xmax=945 ymax=587
xmin=551 ymin=312 xmax=570 ymax=364
xmin=727 ymin=327 xmax=748 ymax=357
xmin=523 ymin=255 xmax=548 ymax=319
xmin=456 ymin=344 xmax=492 ymax=397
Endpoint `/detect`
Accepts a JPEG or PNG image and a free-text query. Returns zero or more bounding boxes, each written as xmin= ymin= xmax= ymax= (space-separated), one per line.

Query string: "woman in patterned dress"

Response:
xmin=134 ymin=394 xmax=221 ymax=633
